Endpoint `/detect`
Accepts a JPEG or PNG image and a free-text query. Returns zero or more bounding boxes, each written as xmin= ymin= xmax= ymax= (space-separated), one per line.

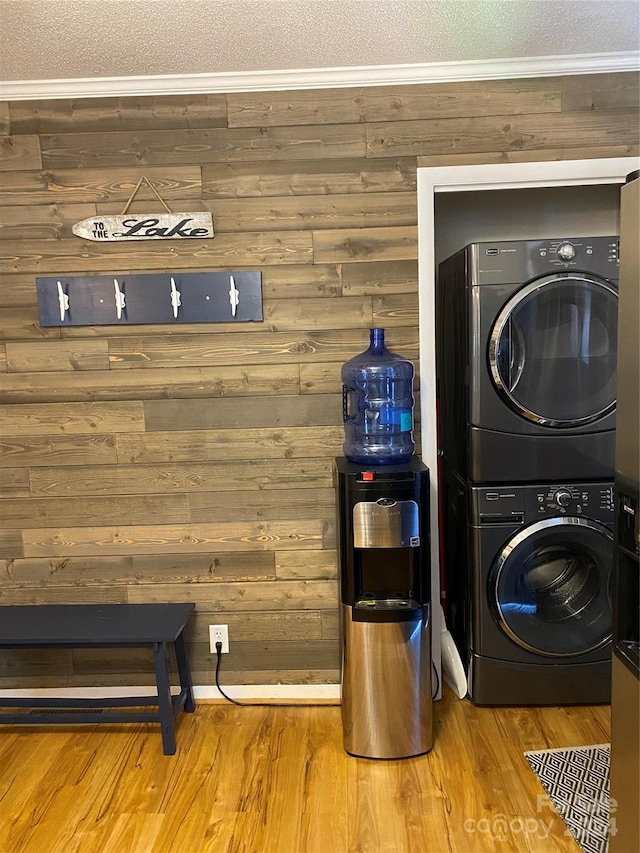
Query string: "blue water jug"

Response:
xmin=341 ymin=328 xmax=415 ymax=465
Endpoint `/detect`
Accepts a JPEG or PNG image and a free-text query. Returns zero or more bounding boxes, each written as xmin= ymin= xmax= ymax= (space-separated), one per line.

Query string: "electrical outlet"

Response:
xmin=209 ymin=624 xmax=229 ymax=654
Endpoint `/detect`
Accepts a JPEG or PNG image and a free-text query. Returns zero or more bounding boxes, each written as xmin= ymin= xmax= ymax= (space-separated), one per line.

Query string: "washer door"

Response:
xmin=489 ymin=272 xmax=618 ymax=427
xmin=490 ymin=517 xmax=613 ymax=657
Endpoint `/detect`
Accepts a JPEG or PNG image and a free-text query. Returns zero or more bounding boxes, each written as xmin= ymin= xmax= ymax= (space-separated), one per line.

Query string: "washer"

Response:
xmin=441 ymin=469 xmax=614 ymax=705
xmin=437 ymin=236 xmax=619 ymax=482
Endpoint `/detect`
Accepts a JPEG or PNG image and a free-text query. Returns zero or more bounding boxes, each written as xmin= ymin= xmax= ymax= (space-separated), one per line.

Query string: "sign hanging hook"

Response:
xmin=120 ymin=176 xmax=173 ymax=215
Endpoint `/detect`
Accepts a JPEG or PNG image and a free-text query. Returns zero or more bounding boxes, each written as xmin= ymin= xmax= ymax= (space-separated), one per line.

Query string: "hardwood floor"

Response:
xmin=0 ymin=688 xmax=609 ymax=853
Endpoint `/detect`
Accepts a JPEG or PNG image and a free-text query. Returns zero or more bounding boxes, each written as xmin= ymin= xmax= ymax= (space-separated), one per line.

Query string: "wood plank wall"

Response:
xmin=0 ymin=73 xmax=638 ymax=690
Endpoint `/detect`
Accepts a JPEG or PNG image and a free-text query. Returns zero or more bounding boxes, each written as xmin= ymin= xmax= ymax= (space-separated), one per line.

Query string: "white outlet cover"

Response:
xmin=209 ymin=624 xmax=229 ymax=653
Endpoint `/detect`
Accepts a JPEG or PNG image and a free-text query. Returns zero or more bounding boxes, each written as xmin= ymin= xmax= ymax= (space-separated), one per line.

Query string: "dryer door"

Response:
xmin=489 ymin=516 xmax=613 ymax=657
xmin=489 ymin=272 xmax=618 ymax=428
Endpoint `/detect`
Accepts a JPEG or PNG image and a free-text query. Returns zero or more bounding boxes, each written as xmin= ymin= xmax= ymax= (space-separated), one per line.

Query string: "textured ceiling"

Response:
xmin=1 ymin=0 xmax=639 ymax=84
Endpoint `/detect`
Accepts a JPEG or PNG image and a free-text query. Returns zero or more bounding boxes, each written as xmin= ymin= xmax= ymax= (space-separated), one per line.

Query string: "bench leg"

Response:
xmin=174 ymin=631 xmax=196 ymax=713
xmin=153 ymin=641 xmax=176 ymax=755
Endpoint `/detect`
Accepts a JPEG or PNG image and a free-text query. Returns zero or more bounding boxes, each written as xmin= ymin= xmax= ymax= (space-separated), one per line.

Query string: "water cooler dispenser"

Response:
xmin=334 ymin=456 xmax=432 ymax=759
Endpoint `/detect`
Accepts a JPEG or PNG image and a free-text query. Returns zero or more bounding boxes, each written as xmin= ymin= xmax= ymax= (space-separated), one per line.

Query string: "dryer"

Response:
xmin=442 ymin=468 xmax=614 ymax=705
xmin=437 ymin=236 xmax=619 ymax=483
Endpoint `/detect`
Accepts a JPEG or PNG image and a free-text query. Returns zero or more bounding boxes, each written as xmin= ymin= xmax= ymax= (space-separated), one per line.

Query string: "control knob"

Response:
xmin=557 ymin=243 xmax=576 ymax=261
xmin=553 ymin=489 xmax=572 ymax=508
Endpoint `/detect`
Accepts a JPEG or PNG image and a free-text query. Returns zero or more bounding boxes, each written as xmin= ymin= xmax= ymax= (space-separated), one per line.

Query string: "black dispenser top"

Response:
xmin=334 ymin=457 xmax=430 ymax=621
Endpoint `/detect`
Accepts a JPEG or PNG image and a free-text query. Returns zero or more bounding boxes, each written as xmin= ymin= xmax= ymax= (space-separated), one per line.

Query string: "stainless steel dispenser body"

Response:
xmin=334 ymin=457 xmax=432 ymax=759
xmin=341 ymin=603 xmax=432 ymax=759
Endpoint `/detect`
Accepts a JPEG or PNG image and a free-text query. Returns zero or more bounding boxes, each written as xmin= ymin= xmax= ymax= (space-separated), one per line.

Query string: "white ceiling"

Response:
xmin=1 ymin=0 xmax=639 ymax=99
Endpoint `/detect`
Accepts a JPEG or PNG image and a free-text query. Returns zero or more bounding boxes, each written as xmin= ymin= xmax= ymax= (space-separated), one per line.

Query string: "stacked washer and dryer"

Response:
xmin=437 ymin=236 xmax=619 ymax=704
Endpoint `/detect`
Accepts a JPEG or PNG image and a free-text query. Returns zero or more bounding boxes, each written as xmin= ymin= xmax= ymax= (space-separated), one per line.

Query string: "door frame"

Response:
xmin=417 ymin=156 xmax=638 ymax=693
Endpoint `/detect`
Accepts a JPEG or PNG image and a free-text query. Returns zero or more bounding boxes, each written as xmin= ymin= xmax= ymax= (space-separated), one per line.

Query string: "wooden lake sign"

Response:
xmin=72 ymin=212 xmax=214 ymax=242
xmin=72 ymin=175 xmax=214 ymax=242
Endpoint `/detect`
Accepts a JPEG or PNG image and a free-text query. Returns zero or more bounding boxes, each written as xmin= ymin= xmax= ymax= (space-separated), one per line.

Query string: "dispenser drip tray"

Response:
xmin=354 ymin=596 xmax=423 ymax=621
xmin=356 ymin=597 xmax=420 ymax=609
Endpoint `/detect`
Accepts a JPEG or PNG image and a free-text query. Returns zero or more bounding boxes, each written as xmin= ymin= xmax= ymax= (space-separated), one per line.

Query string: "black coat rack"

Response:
xmin=36 ymin=271 xmax=263 ymax=326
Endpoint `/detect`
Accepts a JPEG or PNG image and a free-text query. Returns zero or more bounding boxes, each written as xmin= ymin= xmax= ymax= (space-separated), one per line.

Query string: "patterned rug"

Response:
xmin=525 ymin=744 xmax=612 ymax=853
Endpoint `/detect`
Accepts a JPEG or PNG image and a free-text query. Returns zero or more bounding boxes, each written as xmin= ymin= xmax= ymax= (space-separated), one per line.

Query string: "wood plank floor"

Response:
xmin=0 ymin=688 xmax=609 ymax=853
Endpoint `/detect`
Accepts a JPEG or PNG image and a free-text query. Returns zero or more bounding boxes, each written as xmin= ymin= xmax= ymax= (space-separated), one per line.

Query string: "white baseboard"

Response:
xmin=196 ymin=684 xmax=341 ymax=701
xmin=0 ymin=684 xmax=341 ymax=701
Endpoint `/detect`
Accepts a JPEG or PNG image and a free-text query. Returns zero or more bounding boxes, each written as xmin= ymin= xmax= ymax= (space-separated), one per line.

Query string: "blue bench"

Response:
xmin=0 ymin=603 xmax=195 ymax=755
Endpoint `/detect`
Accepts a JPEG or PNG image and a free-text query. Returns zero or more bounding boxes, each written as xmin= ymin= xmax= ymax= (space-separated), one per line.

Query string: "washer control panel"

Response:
xmin=533 ymin=483 xmax=614 ymax=517
xmin=473 ymin=482 xmax=614 ymax=525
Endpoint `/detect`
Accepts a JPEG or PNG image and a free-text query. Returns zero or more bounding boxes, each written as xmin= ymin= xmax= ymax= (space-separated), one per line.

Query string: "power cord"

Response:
xmin=214 ymin=642 xmax=339 ymax=707
xmin=215 ymin=643 xmax=440 ymax=705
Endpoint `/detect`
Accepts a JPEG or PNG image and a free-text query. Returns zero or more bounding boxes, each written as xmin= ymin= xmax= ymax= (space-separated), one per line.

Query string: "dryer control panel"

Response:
xmin=470 ymin=236 xmax=619 ymax=285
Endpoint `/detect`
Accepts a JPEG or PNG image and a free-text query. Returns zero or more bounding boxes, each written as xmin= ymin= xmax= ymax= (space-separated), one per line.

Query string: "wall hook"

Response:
xmin=170 ymin=277 xmax=181 ymax=319
xmin=229 ymin=275 xmax=239 ymax=317
xmin=56 ymin=281 xmax=69 ymax=322
xmin=114 ymin=278 xmax=126 ymax=319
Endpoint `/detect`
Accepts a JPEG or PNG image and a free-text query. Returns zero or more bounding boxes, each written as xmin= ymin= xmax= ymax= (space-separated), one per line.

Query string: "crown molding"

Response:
xmin=1 ymin=51 xmax=638 ymax=101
